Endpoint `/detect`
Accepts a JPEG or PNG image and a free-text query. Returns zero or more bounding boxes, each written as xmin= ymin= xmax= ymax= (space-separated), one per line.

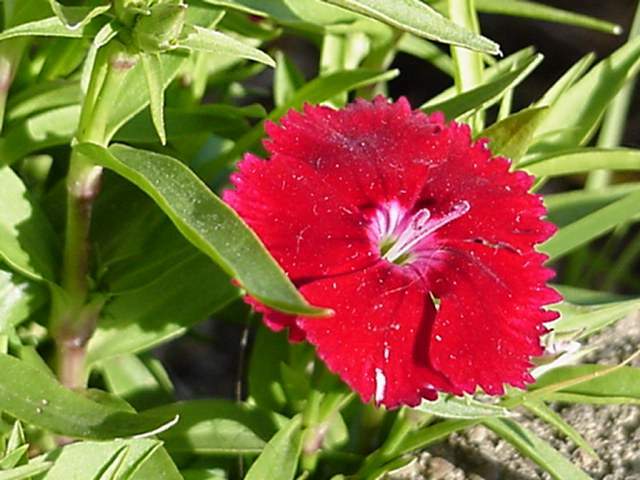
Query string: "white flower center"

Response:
xmin=371 ymin=200 xmax=470 ymax=265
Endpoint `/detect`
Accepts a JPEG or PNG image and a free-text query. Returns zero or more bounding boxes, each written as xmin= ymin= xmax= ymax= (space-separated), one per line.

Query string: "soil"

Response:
xmin=389 ymin=313 xmax=640 ymax=480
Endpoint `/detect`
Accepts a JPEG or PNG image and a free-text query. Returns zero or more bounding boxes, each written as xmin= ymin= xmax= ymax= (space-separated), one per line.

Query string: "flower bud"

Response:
xmin=133 ymin=1 xmax=187 ymax=53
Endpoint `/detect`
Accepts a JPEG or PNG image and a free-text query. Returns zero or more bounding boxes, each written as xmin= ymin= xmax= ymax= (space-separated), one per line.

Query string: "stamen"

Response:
xmin=383 ymin=201 xmax=470 ymax=264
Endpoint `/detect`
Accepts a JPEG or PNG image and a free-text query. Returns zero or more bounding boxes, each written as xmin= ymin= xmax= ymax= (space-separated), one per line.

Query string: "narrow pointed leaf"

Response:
xmin=542 ymin=188 xmax=640 ymax=260
xmin=180 ymin=25 xmax=275 ymax=67
xmin=141 ymin=54 xmax=166 ymax=145
xmin=524 ymin=400 xmax=598 ymax=458
xmin=245 ymin=416 xmax=303 ymax=480
xmin=483 ymin=418 xmax=591 ymax=480
xmin=75 ymin=143 xmax=326 ymax=316
xmin=0 ymin=17 xmax=94 ymax=40
xmin=0 ymin=462 xmax=52 ymax=480
xmin=523 ymin=148 xmax=640 ymax=177
xmin=474 ymin=0 xmax=621 ymax=34
xmin=0 ymin=268 xmax=45 ymax=334
xmin=415 ymin=395 xmax=512 ymax=419
xmin=537 ymin=53 xmax=596 ymax=107
xmin=422 ymin=53 xmax=542 ymax=118
xmin=46 ymin=2 xmax=110 ymax=30
xmin=551 ymin=297 xmax=640 ymax=338
xmin=323 ymin=0 xmax=499 ymax=54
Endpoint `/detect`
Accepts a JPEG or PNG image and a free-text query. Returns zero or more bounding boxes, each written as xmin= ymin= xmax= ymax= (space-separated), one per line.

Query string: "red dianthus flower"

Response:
xmin=225 ymin=97 xmax=561 ymax=408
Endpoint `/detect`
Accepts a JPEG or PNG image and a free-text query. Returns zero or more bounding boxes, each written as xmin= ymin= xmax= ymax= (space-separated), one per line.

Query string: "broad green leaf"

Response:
xmin=0 ymin=267 xmax=45 ymax=334
xmin=530 ymin=36 xmax=640 ymax=155
xmin=199 ymin=68 xmax=399 ymax=178
xmin=0 ymin=105 xmax=79 ymax=166
xmin=179 ymin=25 xmax=275 ymax=67
xmin=182 ymin=469 xmax=226 ymax=480
xmin=101 ymin=354 xmax=174 ymax=410
xmin=545 ymin=183 xmax=640 ymax=228
xmin=523 ymin=148 xmax=640 ymax=177
xmin=480 ymin=106 xmax=548 ymax=162
xmin=145 ymin=400 xmax=277 ymax=455
xmin=0 ymin=17 xmax=95 ymax=40
xmin=0 ymin=354 xmax=176 ymax=439
xmin=475 ymin=0 xmax=621 ymax=34
xmin=87 ymin=252 xmax=237 ymax=364
xmin=551 ymin=297 xmax=640 ymax=338
xmin=0 ymin=445 xmax=29 ymax=470
xmin=524 ymin=400 xmax=597 ymax=458
xmin=323 ymin=0 xmax=499 ymax=54
xmin=140 ymin=53 xmax=166 ymax=145
xmin=45 ymin=3 xmax=110 ymax=30
xmin=37 ymin=439 xmax=171 ymax=480
xmin=0 ymin=166 xmax=57 ymax=281
xmin=245 ymin=415 xmax=303 ymax=480
xmin=76 ymin=142 xmax=325 ymax=316
xmin=422 ymin=53 xmax=542 ymax=119
xmin=0 ymin=463 xmax=51 ymax=480
xmin=542 ymin=188 xmax=640 ymax=260
xmin=533 ymin=364 xmax=640 ymax=405
xmin=483 ymin=418 xmax=591 ymax=480
xmin=415 ymin=395 xmax=512 ymax=419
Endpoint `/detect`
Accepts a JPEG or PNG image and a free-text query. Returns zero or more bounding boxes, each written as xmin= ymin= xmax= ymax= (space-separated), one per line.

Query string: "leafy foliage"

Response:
xmin=0 ymin=0 xmax=639 ymax=479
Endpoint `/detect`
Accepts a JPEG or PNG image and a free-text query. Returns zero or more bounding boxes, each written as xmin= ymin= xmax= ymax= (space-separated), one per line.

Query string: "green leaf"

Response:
xmin=545 ymin=183 xmax=640 ymax=228
xmin=6 ymin=81 xmax=81 ymax=121
xmin=397 ymin=34 xmax=453 ymax=75
xmin=0 ymin=353 xmax=177 ymax=440
xmin=396 ymin=419 xmax=475 ymax=456
xmin=245 ymin=415 xmax=303 ymax=480
xmin=322 ymin=0 xmax=499 ymax=54
xmin=0 ymin=166 xmax=58 ymax=282
xmin=415 ymin=395 xmax=512 ymax=419
xmin=533 ymin=364 xmax=640 ymax=405
xmin=523 ymin=148 xmax=640 ymax=177
xmin=483 ymin=418 xmax=591 ymax=480
xmin=542 ymin=188 xmax=640 ymax=260
xmin=140 ymin=53 xmax=166 ymax=145
xmin=422 ymin=53 xmax=543 ymax=118
xmin=524 ymin=400 xmax=597 ymax=458
xmin=127 ymin=444 xmax=182 ymax=480
xmin=0 ymin=105 xmax=79 ymax=167
xmin=551 ymin=297 xmax=640 ymax=338
xmin=37 ymin=439 xmax=178 ymax=480
xmin=87 ymin=251 xmax=237 ymax=364
xmin=480 ymin=106 xmax=548 ymax=162
xmin=76 ymin=143 xmax=325 ymax=316
xmin=536 ymin=53 xmax=596 ymax=107
xmin=144 ymin=400 xmax=277 ymax=455
xmin=0 ymin=463 xmax=51 ymax=480
xmin=530 ymin=36 xmax=640 ymax=155
xmin=179 ymin=24 xmax=275 ymax=67
xmin=0 ymin=267 xmax=45 ymax=334
xmin=101 ymin=354 xmax=174 ymax=410
xmin=0 ymin=17 xmax=95 ymax=40
xmin=45 ymin=3 xmax=110 ymax=30
xmin=274 ymin=51 xmax=305 ymax=107
xmin=248 ymin=324 xmax=288 ymax=411
xmin=474 ymin=0 xmax=621 ymax=34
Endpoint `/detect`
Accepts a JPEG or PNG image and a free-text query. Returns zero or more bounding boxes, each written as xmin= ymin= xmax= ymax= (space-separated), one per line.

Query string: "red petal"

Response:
xmin=429 ymin=242 xmax=561 ymax=394
xmin=225 ymin=153 xmax=375 ymax=280
xmin=264 ymin=96 xmax=446 ymax=209
xmin=417 ymin=124 xmax=555 ymax=251
xmin=298 ymin=264 xmax=454 ymax=408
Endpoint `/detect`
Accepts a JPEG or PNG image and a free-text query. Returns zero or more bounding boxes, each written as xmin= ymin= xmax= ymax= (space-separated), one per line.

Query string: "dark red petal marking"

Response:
xmin=298 ymin=264 xmax=455 ymax=408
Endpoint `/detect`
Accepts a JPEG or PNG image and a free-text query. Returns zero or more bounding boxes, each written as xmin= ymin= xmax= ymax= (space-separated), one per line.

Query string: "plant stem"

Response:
xmin=52 ymin=44 xmax=137 ymax=389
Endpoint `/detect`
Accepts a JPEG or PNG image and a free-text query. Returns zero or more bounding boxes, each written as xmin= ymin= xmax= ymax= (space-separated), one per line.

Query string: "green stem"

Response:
xmin=586 ymin=0 xmax=640 ymax=190
xmin=53 ymin=44 xmax=137 ymax=389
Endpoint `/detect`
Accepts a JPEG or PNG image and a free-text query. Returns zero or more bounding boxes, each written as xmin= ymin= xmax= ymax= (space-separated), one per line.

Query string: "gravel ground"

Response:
xmin=389 ymin=313 xmax=640 ymax=480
